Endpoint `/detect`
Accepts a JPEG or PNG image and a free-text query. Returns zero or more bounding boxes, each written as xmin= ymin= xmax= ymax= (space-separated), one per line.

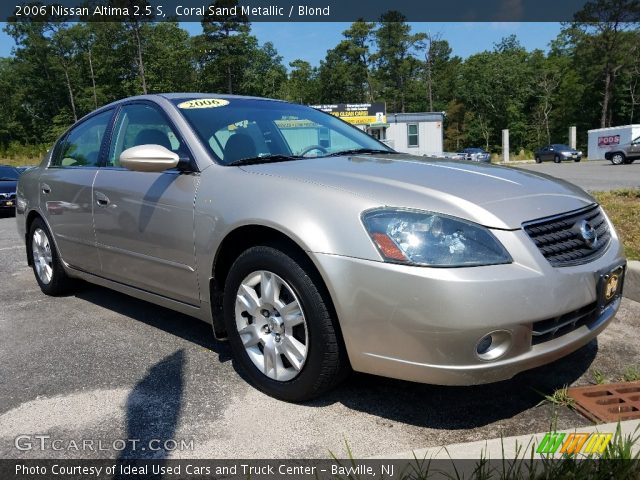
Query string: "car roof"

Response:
xmin=70 ymin=93 xmax=291 ymax=134
xmin=158 ymin=92 xmax=287 ymax=103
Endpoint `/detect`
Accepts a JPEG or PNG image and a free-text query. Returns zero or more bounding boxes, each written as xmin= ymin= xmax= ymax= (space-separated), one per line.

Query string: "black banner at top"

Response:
xmin=4 ymin=0 xmax=607 ymax=23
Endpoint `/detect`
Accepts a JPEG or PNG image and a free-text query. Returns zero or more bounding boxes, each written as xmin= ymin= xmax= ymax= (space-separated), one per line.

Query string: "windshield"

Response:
xmin=172 ymin=97 xmax=392 ymax=165
xmin=0 ymin=166 xmax=19 ymax=180
xmin=552 ymin=144 xmax=571 ymax=150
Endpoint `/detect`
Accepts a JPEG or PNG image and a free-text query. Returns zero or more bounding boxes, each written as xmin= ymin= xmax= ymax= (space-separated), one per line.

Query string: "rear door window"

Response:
xmin=51 ymin=110 xmax=113 ymax=167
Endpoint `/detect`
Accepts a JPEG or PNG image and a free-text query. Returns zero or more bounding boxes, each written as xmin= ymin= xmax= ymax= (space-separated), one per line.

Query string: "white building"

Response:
xmin=362 ymin=112 xmax=445 ymax=156
xmin=587 ymin=124 xmax=640 ymax=160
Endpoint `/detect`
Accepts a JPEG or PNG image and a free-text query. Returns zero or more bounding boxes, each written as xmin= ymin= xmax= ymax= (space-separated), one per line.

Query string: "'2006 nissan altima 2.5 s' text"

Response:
xmin=17 ymin=94 xmax=626 ymax=401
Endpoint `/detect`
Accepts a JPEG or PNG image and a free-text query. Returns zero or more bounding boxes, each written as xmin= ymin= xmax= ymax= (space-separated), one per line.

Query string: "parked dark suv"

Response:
xmin=535 ymin=144 xmax=582 ymax=163
xmin=604 ymin=136 xmax=640 ymax=165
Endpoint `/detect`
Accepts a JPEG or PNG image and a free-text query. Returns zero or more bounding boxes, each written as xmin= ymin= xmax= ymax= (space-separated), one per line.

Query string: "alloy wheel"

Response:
xmin=32 ymin=228 xmax=53 ymax=285
xmin=234 ymin=270 xmax=308 ymax=381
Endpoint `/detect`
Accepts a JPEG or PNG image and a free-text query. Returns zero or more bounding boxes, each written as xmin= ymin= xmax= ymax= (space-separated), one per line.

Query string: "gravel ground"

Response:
xmin=0 ymin=214 xmax=639 ymax=459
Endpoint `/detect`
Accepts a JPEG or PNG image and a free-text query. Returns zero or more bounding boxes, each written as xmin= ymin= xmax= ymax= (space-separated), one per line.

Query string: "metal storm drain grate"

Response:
xmin=567 ymin=381 xmax=640 ymax=423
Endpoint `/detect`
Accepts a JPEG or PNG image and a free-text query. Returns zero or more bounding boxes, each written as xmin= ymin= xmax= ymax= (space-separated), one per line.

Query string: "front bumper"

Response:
xmin=312 ymin=228 xmax=624 ymax=385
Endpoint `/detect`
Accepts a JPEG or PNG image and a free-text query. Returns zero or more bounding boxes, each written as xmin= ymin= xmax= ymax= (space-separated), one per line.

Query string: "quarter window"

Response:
xmin=407 ymin=124 xmax=419 ymax=147
xmin=52 ymin=110 xmax=112 ymax=167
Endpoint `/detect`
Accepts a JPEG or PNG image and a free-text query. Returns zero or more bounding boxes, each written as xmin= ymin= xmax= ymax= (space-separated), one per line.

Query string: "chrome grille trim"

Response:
xmin=522 ymin=204 xmax=611 ymax=267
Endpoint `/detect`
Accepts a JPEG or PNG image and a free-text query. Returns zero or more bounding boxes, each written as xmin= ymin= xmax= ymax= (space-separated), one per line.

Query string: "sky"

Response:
xmin=0 ymin=22 xmax=563 ymax=66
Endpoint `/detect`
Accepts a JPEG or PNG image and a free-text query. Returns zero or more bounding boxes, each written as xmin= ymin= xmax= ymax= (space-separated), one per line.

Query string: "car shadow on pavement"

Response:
xmin=74 ymin=284 xmax=232 ymax=362
xmin=312 ymin=340 xmax=598 ymax=430
xmin=73 ymin=282 xmax=597 ymax=431
xmin=114 ymin=349 xmax=184 ymax=478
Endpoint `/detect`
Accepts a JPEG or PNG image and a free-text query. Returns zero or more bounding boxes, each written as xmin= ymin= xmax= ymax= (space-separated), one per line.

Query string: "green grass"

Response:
xmin=590 ymin=368 xmax=607 ymax=385
xmin=622 ymin=365 xmax=640 ymax=382
xmin=0 ymin=156 xmax=42 ymax=167
xmin=536 ymin=385 xmax=575 ymax=408
xmin=594 ymin=189 xmax=640 ymax=260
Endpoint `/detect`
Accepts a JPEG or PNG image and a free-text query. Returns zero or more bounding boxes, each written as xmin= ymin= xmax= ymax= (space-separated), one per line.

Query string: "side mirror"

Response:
xmin=119 ymin=144 xmax=179 ymax=172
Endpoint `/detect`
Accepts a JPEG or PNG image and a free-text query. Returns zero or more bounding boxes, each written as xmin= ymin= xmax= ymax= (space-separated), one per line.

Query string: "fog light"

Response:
xmin=475 ymin=330 xmax=512 ymax=361
xmin=476 ymin=336 xmax=492 ymax=355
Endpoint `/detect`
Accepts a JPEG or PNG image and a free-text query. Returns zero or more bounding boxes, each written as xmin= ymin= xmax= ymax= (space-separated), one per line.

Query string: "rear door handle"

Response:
xmin=41 ymin=183 xmax=51 ymax=195
xmin=95 ymin=191 xmax=110 ymax=207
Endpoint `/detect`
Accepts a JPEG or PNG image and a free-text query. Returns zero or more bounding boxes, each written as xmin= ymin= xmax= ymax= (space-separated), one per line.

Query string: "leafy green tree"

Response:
xmin=373 ymin=12 xmax=426 ymax=112
xmin=567 ymin=0 xmax=640 ymax=127
xmin=286 ymin=60 xmax=319 ymax=104
xmin=197 ymin=0 xmax=253 ymax=94
xmin=241 ymin=42 xmax=287 ymax=98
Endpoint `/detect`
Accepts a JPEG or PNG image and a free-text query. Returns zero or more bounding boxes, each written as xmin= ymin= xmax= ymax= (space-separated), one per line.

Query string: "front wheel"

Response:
xmin=610 ymin=152 xmax=625 ymax=165
xmin=574 ymin=157 xmax=581 ymax=162
xmin=554 ymin=154 xmax=561 ymax=163
xmin=28 ymin=218 xmax=74 ymax=295
xmin=223 ymin=246 xmax=348 ymax=401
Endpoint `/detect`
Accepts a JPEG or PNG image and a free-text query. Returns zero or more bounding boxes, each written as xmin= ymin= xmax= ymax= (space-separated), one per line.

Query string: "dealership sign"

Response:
xmin=310 ymin=103 xmax=386 ymax=125
xmin=598 ymin=135 xmax=620 ymax=147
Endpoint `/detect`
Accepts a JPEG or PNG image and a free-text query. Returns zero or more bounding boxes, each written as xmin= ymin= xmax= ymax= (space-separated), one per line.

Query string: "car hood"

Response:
xmin=240 ymin=154 xmax=595 ymax=229
xmin=0 ymin=180 xmax=17 ymax=194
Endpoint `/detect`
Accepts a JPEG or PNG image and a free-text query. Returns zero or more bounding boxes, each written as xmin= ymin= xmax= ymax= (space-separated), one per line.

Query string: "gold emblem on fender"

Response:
xmin=605 ymin=274 xmax=619 ymax=300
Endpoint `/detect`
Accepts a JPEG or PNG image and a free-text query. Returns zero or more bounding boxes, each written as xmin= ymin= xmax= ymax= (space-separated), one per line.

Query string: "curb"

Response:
xmin=374 ymin=419 xmax=640 ymax=461
xmin=625 ymin=260 xmax=640 ymax=304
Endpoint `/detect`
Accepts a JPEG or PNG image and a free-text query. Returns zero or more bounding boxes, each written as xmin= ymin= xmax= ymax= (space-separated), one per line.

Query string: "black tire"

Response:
xmin=223 ymin=245 xmax=348 ymax=402
xmin=28 ymin=217 xmax=74 ymax=296
xmin=610 ymin=152 xmax=625 ymax=165
xmin=574 ymin=157 xmax=581 ymax=162
xmin=553 ymin=154 xmax=561 ymax=163
xmin=535 ymin=155 xmax=542 ymax=164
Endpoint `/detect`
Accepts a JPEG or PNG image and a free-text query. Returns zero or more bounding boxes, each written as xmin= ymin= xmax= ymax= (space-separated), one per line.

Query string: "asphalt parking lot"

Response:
xmin=1 ymin=213 xmax=639 ymax=460
xmin=515 ymin=159 xmax=640 ymax=191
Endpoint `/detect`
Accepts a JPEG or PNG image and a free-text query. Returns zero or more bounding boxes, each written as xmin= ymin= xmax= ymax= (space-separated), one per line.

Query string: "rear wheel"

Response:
xmin=535 ymin=155 xmax=541 ymax=164
xmin=610 ymin=152 xmax=625 ymax=165
xmin=223 ymin=245 xmax=348 ymax=401
xmin=29 ymin=218 xmax=74 ymax=295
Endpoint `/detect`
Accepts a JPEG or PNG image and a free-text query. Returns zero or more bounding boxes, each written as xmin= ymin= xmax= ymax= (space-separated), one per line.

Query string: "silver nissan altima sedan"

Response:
xmin=16 ymin=94 xmax=626 ymax=401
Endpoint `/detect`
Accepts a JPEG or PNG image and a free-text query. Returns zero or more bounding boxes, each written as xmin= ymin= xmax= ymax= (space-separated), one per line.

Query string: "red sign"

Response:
xmin=598 ymin=135 xmax=620 ymax=147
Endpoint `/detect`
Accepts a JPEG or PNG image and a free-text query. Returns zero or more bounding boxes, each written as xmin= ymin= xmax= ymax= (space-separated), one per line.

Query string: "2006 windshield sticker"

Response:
xmin=178 ymin=98 xmax=229 ymax=109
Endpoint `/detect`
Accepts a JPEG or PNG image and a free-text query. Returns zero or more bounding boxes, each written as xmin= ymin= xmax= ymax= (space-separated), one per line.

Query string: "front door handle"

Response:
xmin=95 ymin=191 xmax=110 ymax=207
xmin=41 ymin=183 xmax=51 ymax=195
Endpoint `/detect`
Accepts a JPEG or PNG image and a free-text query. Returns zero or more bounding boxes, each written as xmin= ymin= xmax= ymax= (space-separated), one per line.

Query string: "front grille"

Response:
xmin=0 ymin=193 xmax=16 ymax=200
xmin=523 ymin=205 xmax=610 ymax=267
xmin=531 ymin=302 xmax=597 ymax=345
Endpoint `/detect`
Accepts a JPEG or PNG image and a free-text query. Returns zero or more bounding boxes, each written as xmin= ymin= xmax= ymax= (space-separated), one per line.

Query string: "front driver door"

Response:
xmin=92 ymin=102 xmax=200 ymax=305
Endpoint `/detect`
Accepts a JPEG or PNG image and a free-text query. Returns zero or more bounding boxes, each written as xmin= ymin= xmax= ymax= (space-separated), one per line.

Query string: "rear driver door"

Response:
xmin=39 ymin=109 xmax=113 ymax=272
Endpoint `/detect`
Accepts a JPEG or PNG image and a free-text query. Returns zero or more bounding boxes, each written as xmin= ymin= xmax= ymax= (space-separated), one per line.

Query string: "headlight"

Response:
xmin=362 ymin=209 xmax=512 ymax=267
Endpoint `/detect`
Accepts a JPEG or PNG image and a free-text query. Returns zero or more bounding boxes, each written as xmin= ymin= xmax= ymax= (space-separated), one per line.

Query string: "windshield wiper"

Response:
xmin=225 ymin=154 xmax=303 ymax=167
xmin=321 ymin=148 xmax=397 ymax=157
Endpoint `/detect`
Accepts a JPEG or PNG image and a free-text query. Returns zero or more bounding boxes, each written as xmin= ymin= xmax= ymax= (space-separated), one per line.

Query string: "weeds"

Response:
xmin=590 ymin=368 xmax=606 ymax=385
xmin=536 ymin=385 xmax=575 ymax=408
xmin=622 ymin=366 xmax=640 ymax=382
